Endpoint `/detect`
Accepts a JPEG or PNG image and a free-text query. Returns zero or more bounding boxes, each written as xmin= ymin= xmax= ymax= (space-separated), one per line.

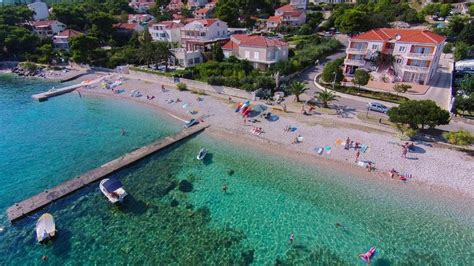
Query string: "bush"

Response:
xmin=388 ymin=100 xmax=450 ymax=129
xmin=405 ymin=128 xmax=418 ymax=139
xmin=191 ymin=88 xmax=206 ymax=95
xmin=20 ymin=62 xmax=39 ymax=72
xmin=321 ymin=57 xmax=344 ymax=83
xmin=176 ymin=82 xmax=187 ymax=91
xmin=443 ymin=130 xmax=474 ymax=146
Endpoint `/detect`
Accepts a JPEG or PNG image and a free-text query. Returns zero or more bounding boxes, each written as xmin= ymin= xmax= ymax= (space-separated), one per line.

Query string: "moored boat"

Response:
xmin=36 ymin=213 xmax=56 ymax=244
xmin=99 ymin=178 xmax=128 ymax=204
xmin=184 ymin=119 xmax=198 ymax=128
xmin=197 ymin=148 xmax=207 ymax=160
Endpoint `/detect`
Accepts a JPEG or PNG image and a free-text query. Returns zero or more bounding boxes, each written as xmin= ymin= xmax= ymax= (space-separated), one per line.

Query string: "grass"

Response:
xmin=318 ymin=77 xmax=409 ymax=104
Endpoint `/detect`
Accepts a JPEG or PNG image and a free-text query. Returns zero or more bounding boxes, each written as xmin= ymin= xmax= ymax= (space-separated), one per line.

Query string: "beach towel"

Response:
xmin=360 ymin=144 xmax=369 ymax=153
xmin=315 ymin=147 xmax=324 ymax=155
xmin=290 ymin=127 xmax=297 ymax=132
xmin=297 ymin=136 xmax=304 ymax=142
xmin=335 ymin=138 xmax=343 ymax=145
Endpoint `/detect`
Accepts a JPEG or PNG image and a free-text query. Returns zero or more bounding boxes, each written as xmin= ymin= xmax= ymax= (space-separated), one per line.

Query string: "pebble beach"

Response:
xmin=78 ymin=74 xmax=474 ymax=199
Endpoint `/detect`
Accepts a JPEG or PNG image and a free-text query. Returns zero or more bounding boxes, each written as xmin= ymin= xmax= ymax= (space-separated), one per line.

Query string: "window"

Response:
xmin=253 ymin=52 xmax=259 ymax=60
xmin=398 ymin=46 xmax=406 ymax=52
xmin=396 ymin=58 xmax=403 ymax=64
xmin=371 ymin=44 xmax=378 ymax=50
xmin=188 ymin=59 xmax=194 ymax=65
xmin=194 ymin=57 xmax=201 ymax=64
xmin=245 ymin=51 xmax=250 ymax=59
xmin=200 ymin=32 xmax=206 ymax=37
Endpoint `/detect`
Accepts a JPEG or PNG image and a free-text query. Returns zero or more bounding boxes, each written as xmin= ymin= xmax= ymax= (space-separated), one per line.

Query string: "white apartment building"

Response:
xmin=180 ymin=19 xmax=229 ymax=51
xmin=344 ymin=28 xmax=445 ymax=85
xmin=31 ymin=20 xmax=66 ymax=38
xmin=150 ymin=21 xmax=183 ymax=43
xmin=222 ymin=34 xmax=289 ymax=70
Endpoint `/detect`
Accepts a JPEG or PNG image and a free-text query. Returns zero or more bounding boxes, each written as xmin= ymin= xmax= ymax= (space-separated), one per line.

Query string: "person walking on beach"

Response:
xmin=401 ymin=147 xmax=408 ymax=158
xmin=355 ymin=150 xmax=360 ymax=162
xmin=289 ymin=233 xmax=295 ymax=244
xmin=161 ymin=84 xmax=166 ymax=92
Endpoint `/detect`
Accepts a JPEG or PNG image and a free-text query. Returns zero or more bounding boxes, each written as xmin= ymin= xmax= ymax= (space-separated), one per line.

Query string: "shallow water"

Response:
xmin=0 ymin=74 xmax=473 ymax=265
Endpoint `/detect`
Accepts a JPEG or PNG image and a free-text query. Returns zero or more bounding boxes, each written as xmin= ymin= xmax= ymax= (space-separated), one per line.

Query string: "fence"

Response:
xmin=128 ymin=69 xmax=256 ymax=100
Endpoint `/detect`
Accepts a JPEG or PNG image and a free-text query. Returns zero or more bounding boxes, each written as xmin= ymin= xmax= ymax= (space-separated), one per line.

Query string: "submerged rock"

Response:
xmin=170 ymin=199 xmax=179 ymax=207
xmin=241 ymin=249 xmax=254 ymax=265
xmin=178 ymin=180 xmax=193 ymax=192
xmin=227 ymin=169 xmax=235 ymax=176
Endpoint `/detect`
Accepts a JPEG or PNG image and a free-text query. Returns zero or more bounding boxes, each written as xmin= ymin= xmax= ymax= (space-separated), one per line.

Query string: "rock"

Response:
xmin=170 ymin=199 xmax=179 ymax=207
xmin=178 ymin=180 xmax=193 ymax=192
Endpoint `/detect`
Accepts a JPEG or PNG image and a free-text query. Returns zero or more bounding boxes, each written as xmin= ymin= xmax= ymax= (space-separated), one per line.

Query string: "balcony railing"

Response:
xmin=344 ymin=58 xmax=365 ymax=66
xmin=406 ymin=52 xmax=434 ymax=59
xmin=346 ymin=48 xmax=367 ymax=54
xmin=403 ymin=65 xmax=430 ymax=72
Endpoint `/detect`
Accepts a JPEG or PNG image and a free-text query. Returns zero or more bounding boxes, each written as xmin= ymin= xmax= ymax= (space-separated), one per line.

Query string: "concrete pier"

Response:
xmin=32 ymin=78 xmax=101 ymax=101
xmin=7 ymin=123 xmax=208 ymax=222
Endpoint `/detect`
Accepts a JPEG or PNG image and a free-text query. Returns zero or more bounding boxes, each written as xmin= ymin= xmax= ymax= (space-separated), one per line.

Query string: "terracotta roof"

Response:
xmin=32 ymin=20 xmax=59 ymax=27
xmin=195 ymin=8 xmax=210 ymax=14
xmin=155 ymin=21 xmax=183 ymax=29
xmin=113 ymin=23 xmax=138 ymax=30
xmin=351 ymin=28 xmax=445 ymax=44
xmin=276 ymin=4 xmax=296 ymax=12
xmin=187 ymin=19 xmax=220 ymax=27
xmin=267 ymin=16 xmax=283 ymax=23
xmin=222 ymin=40 xmax=237 ymax=50
xmin=55 ymin=29 xmax=82 ymax=37
xmin=231 ymin=34 xmax=288 ymax=48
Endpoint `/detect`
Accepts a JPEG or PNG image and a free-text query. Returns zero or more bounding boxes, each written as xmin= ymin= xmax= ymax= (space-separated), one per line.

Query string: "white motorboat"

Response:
xmin=99 ymin=178 xmax=128 ymax=204
xmin=36 ymin=213 xmax=56 ymax=244
xmin=197 ymin=148 xmax=207 ymax=160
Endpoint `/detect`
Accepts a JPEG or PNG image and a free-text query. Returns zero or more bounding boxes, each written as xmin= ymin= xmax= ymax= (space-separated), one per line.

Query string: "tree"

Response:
xmin=443 ymin=43 xmax=453 ymax=54
xmin=335 ymin=9 xmax=369 ymax=35
xmin=36 ymin=44 xmax=54 ymax=64
xmin=287 ymin=81 xmax=307 ymax=102
xmin=321 ymin=58 xmax=344 ymax=83
xmin=155 ymin=0 xmax=171 ymax=8
xmin=446 ymin=15 xmax=467 ymax=37
xmin=140 ymin=27 xmax=153 ymax=44
xmin=104 ymin=0 xmax=132 ymax=15
xmin=387 ymin=100 xmax=450 ymax=129
xmin=181 ymin=8 xmax=193 ymax=18
xmin=88 ymin=12 xmax=116 ymax=41
xmin=0 ymin=5 xmax=33 ymax=26
xmin=393 ymin=84 xmax=411 ymax=95
xmin=454 ymin=42 xmax=470 ymax=61
xmin=458 ymin=23 xmax=474 ymax=45
xmin=460 ymin=74 xmax=474 ymax=95
xmin=0 ymin=25 xmax=39 ymax=59
xmin=316 ymin=89 xmax=338 ymax=108
xmin=298 ymin=24 xmax=313 ymax=35
xmin=455 ymin=94 xmax=474 ymax=115
xmin=70 ymin=35 xmax=100 ymax=63
xmin=211 ymin=44 xmax=224 ymax=62
xmin=215 ymin=0 xmax=240 ymax=27
xmin=353 ymin=69 xmax=370 ymax=90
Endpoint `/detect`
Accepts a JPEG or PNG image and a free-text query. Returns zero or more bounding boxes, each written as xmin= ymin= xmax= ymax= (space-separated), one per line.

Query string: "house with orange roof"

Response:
xmin=267 ymin=4 xmax=306 ymax=30
xmin=193 ymin=8 xmax=211 ymax=19
xmin=113 ymin=23 xmax=144 ymax=36
xmin=150 ymin=21 xmax=184 ymax=43
xmin=53 ymin=29 xmax=82 ymax=50
xmin=222 ymin=34 xmax=289 ymax=70
xmin=31 ymin=20 xmax=66 ymax=38
xmin=344 ymin=28 xmax=445 ymax=85
xmin=180 ymin=19 xmax=229 ymax=51
xmin=128 ymin=14 xmax=155 ymax=26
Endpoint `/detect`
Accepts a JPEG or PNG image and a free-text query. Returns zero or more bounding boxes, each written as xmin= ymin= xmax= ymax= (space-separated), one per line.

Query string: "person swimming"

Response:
xmin=289 ymin=233 xmax=295 ymax=244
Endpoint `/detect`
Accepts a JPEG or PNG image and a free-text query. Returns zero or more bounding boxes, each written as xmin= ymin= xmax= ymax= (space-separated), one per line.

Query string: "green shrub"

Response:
xmin=20 ymin=62 xmax=39 ymax=72
xmin=443 ymin=130 xmax=474 ymax=146
xmin=405 ymin=128 xmax=418 ymax=138
xmin=176 ymin=82 xmax=187 ymax=91
xmin=191 ymin=89 xmax=206 ymax=95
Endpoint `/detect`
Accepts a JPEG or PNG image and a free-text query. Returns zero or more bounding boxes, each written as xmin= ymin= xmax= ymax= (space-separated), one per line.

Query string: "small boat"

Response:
xmin=197 ymin=148 xmax=207 ymax=160
xmin=99 ymin=178 xmax=128 ymax=204
xmin=36 ymin=213 xmax=56 ymax=244
xmin=184 ymin=119 xmax=198 ymax=128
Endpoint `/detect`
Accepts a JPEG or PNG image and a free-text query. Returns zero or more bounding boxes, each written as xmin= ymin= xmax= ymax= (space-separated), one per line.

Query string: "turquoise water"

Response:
xmin=0 ymin=74 xmax=473 ymax=264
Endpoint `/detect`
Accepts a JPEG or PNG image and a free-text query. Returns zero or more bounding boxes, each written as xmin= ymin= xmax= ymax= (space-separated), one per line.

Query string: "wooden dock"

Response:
xmin=6 ymin=123 xmax=208 ymax=222
xmin=32 ymin=78 xmax=101 ymax=101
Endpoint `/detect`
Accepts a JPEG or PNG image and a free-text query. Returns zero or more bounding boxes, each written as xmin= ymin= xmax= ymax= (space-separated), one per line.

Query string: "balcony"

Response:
xmin=403 ymin=65 xmax=430 ymax=72
xmin=346 ymin=48 xmax=367 ymax=54
xmin=344 ymin=58 xmax=365 ymax=67
xmin=406 ymin=52 xmax=434 ymax=59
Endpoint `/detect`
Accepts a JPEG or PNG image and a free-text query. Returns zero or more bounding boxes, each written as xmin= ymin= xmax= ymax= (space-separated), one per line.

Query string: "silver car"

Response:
xmin=367 ymin=102 xmax=389 ymax=113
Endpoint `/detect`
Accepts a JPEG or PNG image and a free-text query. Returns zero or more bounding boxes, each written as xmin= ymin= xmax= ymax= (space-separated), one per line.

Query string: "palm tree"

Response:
xmin=315 ymin=89 xmax=339 ymax=108
xmin=287 ymin=81 xmax=307 ymax=102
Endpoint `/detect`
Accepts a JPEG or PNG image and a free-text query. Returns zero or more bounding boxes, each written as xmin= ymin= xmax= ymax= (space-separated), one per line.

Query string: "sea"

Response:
xmin=0 ymin=74 xmax=473 ymax=265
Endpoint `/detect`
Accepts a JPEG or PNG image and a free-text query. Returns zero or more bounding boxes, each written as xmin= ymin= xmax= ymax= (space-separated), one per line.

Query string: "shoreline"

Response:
xmin=77 ymin=76 xmax=474 ymax=200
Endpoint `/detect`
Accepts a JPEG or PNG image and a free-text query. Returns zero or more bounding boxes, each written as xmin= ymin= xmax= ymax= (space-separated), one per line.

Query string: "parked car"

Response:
xmin=367 ymin=102 xmax=389 ymax=113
